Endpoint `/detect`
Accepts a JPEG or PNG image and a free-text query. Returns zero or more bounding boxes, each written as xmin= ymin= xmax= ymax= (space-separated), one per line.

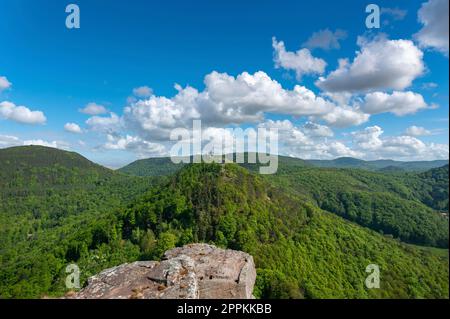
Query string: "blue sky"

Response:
xmin=0 ymin=0 xmax=448 ymax=167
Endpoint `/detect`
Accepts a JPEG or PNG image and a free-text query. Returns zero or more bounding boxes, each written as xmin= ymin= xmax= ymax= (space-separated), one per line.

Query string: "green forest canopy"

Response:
xmin=0 ymin=146 xmax=448 ymax=299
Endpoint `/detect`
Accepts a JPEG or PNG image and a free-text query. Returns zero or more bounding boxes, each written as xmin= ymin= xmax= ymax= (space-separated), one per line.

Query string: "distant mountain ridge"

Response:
xmin=309 ymin=157 xmax=449 ymax=172
xmin=119 ymin=156 xmax=186 ymax=177
xmin=119 ymin=154 xmax=449 ymax=176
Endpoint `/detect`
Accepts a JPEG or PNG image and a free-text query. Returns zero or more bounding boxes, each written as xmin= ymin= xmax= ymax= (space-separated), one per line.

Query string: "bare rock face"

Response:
xmin=71 ymin=244 xmax=256 ymax=299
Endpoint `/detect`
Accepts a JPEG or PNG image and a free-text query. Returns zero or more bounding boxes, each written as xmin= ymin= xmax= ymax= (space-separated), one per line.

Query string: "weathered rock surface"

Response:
xmin=71 ymin=243 xmax=256 ymax=299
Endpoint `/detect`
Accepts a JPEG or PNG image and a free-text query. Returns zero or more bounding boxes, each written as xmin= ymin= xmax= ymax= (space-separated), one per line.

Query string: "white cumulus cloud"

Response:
xmin=258 ymin=119 xmax=357 ymax=159
xmin=103 ymin=134 xmax=166 ymax=158
xmin=414 ymin=0 xmax=449 ymax=55
xmin=132 ymin=86 xmax=153 ymax=98
xmin=0 ymin=101 xmax=46 ymax=125
xmin=79 ymin=102 xmax=108 ymax=115
xmin=303 ymin=29 xmax=347 ymax=50
xmin=0 ymin=76 xmax=12 ymax=92
xmin=317 ymin=105 xmax=370 ymax=128
xmin=272 ymin=37 xmax=327 ymax=80
xmin=202 ymin=71 xmax=334 ymax=120
xmin=404 ymin=125 xmax=432 ymax=136
xmin=362 ymin=91 xmax=429 ymax=116
xmin=302 ymin=121 xmax=334 ymax=137
xmin=316 ymin=37 xmax=424 ymax=93
xmin=124 ymin=86 xmax=200 ymax=140
xmin=86 ymin=112 xmax=121 ymax=133
xmin=351 ymin=125 xmax=448 ymax=160
xmin=64 ymin=122 xmax=83 ymax=134
xmin=123 ymin=71 xmax=336 ymax=140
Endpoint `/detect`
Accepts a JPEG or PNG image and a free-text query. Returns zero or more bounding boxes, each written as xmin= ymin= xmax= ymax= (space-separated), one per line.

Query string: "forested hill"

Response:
xmin=119 ymin=153 xmax=449 ymax=247
xmin=0 ymin=145 xmax=113 ymax=190
xmin=264 ymin=164 xmax=449 ymax=248
xmin=0 ymin=145 xmax=107 ymax=170
xmin=0 ymin=146 xmax=156 ymax=298
xmin=412 ymin=165 xmax=449 ymax=212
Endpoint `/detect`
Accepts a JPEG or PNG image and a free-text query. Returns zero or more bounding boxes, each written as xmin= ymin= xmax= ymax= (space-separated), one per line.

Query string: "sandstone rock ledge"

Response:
xmin=70 ymin=244 xmax=256 ymax=299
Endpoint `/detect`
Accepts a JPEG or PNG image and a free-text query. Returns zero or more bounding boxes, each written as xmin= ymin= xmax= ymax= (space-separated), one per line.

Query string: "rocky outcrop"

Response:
xmin=71 ymin=244 xmax=256 ymax=299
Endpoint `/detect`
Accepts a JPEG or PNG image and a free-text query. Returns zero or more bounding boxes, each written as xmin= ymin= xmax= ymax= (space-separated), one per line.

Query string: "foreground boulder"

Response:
xmin=71 ymin=244 xmax=256 ymax=299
